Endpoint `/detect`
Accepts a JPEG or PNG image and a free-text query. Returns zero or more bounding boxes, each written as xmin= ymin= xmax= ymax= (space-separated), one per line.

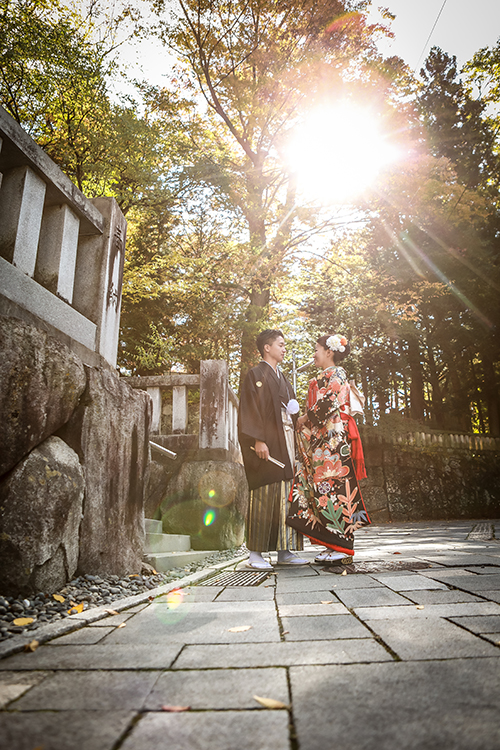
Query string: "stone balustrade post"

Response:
xmin=35 ymin=203 xmax=80 ymax=302
xmin=147 ymin=387 xmax=162 ymax=434
xmin=172 ymin=386 xmax=188 ymax=434
xmin=0 ymin=165 xmax=46 ymax=276
xmin=72 ymin=197 xmax=126 ymax=368
xmin=199 ymin=360 xmax=229 ymax=450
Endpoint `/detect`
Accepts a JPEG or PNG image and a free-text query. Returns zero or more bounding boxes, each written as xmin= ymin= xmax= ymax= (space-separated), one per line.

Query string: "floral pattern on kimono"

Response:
xmin=285 ymin=365 xmax=370 ymax=555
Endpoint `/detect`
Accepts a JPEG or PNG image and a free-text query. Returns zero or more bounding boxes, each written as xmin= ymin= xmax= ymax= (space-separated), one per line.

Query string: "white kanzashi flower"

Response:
xmin=326 ymin=334 xmax=347 ymax=353
xmin=286 ymin=399 xmax=300 ymax=415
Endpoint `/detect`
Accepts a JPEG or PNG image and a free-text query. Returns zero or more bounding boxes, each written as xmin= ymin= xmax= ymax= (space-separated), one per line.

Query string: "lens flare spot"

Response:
xmin=204 ymin=509 xmax=216 ymax=526
xmin=208 ymin=489 xmax=216 ymax=499
xmin=166 ymin=588 xmax=184 ymax=610
xmin=198 ymin=470 xmax=237 ymax=507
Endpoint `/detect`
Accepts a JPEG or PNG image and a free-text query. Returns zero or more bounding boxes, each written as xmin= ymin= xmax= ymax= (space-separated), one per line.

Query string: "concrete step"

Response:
xmin=146 ymin=532 xmax=191 ymax=553
xmin=144 ymin=518 xmax=162 ymax=534
xmin=144 ymin=550 xmax=214 ymax=572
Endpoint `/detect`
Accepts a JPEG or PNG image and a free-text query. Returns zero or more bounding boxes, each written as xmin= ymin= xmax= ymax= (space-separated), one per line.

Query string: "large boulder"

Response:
xmin=160 ymin=459 xmax=248 ymax=550
xmin=59 ymin=367 xmax=152 ymax=575
xmin=0 ymin=315 xmax=86 ymax=477
xmin=0 ymin=436 xmax=85 ymax=595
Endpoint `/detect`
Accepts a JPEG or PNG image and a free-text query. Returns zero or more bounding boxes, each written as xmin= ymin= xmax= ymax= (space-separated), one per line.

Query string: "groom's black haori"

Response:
xmin=238 ymin=331 xmax=303 ymax=554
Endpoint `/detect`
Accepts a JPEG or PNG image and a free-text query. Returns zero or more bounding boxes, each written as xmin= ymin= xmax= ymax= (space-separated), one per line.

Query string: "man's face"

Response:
xmin=265 ymin=335 xmax=286 ymax=363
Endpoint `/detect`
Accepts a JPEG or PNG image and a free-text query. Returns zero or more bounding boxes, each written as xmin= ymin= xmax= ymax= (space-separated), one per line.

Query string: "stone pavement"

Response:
xmin=1 ymin=520 xmax=500 ymax=750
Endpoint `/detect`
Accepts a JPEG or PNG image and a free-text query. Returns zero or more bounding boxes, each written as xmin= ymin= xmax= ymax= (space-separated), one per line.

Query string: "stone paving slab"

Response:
xmin=276 ymin=591 xmax=348 ymax=606
xmin=214 ymin=586 xmax=275 ymax=601
xmin=144 ymin=667 xmax=289 ymax=710
xmin=101 ymin=601 xmax=280 ymax=645
xmin=173 ymin=639 xmax=392 ymax=669
xmin=325 ymin=574 xmax=386 ymax=590
xmin=333 ymin=587 xmax=411 ymax=608
xmin=430 ymin=574 xmax=500 ymax=593
xmin=48 ymin=626 xmax=115 ymax=645
xmin=449 ymin=614 xmax=500 ymax=633
xmin=354 ymin=601 xmax=500 ymax=619
xmin=401 ymin=589 xmax=483 ymax=604
xmin=365 ymin=617 xmax=500 ymax=659
xmin=368 ymin=574 xmax=449 ymax=591
xmin=0 ymin=643 xmax=183 ymax=671
xmin=119 ymin=711 xmax=291 ymax=750
xmin=277 ymin=602 xmax=349 ymax=617
xmin=0 ymin=710 xmax=135 ymax=750
xmin=481 ymin=590 xmax=500 ymax=602
xmin=282 ymin=614 xmax=371 ymax=641
xmin=12 ymin=670 xmax=160 ymax=711
xmin=290 ymin=658 xmax=500 ymax=750
xmin=0 ymin=671 xmax=52 ymax=709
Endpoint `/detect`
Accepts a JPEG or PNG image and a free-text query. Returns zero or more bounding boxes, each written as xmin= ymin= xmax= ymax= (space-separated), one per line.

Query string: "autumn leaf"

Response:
xmin=67 ymin=602 xmax=84 ymax=615
xmin=128 ymin=574 xmax=140 ymax=578
xmin=117 ymin=622 xmax=127 ymax=629
xmin=227 ymin=625 xmax=252 ymax=632
xmin=162 ymin=705 xmax=190 ymax=712
xmin=53 ymin=594 xmax=65 ymax=603
xmin=321 ymin=600 xmax=334 ymax=605
xmin=13 ymin=617 xmax=34 ymax=626
xmin=105 ymin=609 xmax=120 ymax=616
xmin=416 ymin=605 xmax=425 ymax=610
xmin=393 ymin=552 xmax=401 ymax=555
xmin=24 ymin=640 xmax=39 ymax=652
xmin=253 ymin=695 xmax=289 ymax=709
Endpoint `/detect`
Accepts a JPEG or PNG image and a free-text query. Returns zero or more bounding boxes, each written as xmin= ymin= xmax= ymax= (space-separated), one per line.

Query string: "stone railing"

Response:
xmin=126 ymin=360 xmax=240 ymax=459
xmin=0 ymin=106 xmax=126 ymax=367
xmin=361 ymin=428 xmax=500 ymax=452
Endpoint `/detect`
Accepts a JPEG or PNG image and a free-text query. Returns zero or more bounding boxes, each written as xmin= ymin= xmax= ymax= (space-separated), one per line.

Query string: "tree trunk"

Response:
xmin=407 ymin=335 xmax=426 ymax=422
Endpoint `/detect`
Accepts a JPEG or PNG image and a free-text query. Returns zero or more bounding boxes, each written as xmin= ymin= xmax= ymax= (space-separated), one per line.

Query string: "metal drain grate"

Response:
xmin=198 ymin=570 xmax=271 ymax=587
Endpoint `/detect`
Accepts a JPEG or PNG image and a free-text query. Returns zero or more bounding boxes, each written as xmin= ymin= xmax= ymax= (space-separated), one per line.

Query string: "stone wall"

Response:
xmin=0 ymin=316 xmax=152 ymax=595
xmin=360 ymin=430 xmax=500 ymax=523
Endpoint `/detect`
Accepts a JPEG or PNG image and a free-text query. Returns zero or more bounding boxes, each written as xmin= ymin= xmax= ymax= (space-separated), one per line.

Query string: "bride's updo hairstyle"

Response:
xmin=317 ymin=334 xmax=351 ymax=364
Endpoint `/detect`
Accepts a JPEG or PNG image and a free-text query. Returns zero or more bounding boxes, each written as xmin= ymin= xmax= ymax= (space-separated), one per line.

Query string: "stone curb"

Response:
xmin=0 ymin=554 xmax=248 ymax=661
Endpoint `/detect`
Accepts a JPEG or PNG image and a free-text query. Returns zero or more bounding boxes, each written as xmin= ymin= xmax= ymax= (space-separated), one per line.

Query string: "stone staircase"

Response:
xmin=144 ymin=519 xmax=213 ymax=572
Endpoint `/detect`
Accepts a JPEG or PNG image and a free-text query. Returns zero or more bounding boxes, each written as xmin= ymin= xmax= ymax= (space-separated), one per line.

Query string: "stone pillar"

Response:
xmin=35 ymin=203 xmax=80 ymax=301
xmin=0 ymin=165 xmax=46 ymax=275
xmin=72 ymin=197 xmax=126 ymax=367
xmin=147 ymin=387 xmax=162 ymax=434
xmin=172 ymin=385 xmax=188 ymax=434
xmin=199 ymin=360 xmax=228 ymax=450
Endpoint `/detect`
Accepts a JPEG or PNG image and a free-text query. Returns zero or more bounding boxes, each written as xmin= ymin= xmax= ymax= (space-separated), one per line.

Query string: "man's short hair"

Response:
xmin=256 ymin=329 xmax=284 ymax=357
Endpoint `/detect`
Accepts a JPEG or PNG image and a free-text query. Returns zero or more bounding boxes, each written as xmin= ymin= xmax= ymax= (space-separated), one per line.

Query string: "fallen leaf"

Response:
xmin=152 ymin=569 xmax=158 ymax=574
xmin=148 ymin=596 xmax=155 ymax=601
xmin=393 ymin=552 xmax=401 ymax=555
xmin=67 ymin=602 xmax=84 ymax=615
xmin=13 ymin=617 xmax=34 ymax=626
xmin=282 ymin=630 xmax=289 ymax=635
xmin=416 ymin=605 xmax=425 ymax=610
xmin=53 ymin=594 xmax=65 ymax=603
xmin=117 ymin=622 xmax=127 ymax=629
xmin=253 ymin=695 xmax=289 ymax=709
xmin=24 ymin=640 xmax=39 ymax=652
xmin=341 ymin=569 xmax=347 ymax=576
xmin=128 ymin=574 xmax=140 ymax=578
xmin=105 ymin=609 xmax=120 ymax=616
xmin=227 ymin=625 xmax=252 ymax=632
xmin=162 ymin=705 xmax=190 ymax=712
xmin=321 ymin=600 xmax=334 ymax=605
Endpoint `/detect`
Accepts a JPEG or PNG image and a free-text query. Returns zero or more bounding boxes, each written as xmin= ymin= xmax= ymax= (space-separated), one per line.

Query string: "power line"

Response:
xmin=414 ymin=0 xmax=449 ymax=73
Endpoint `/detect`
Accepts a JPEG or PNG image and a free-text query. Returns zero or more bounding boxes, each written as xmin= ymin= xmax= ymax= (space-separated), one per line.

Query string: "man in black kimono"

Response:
xmin=238 ymin=329 xmax=306 ymax=570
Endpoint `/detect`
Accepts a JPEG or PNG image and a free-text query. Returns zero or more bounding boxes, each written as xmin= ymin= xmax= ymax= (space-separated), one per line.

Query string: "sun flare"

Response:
xmin=286 ymin=102 xmax=399 ymax=204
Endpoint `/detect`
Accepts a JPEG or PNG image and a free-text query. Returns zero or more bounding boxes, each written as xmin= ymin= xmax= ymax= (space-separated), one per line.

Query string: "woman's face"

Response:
xmin=314 ymin=343 xmax=333 ymax=370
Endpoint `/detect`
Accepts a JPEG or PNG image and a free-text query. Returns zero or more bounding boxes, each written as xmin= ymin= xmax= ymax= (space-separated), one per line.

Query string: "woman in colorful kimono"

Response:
xmin=286 ymin=334 xmax=370 ymax=563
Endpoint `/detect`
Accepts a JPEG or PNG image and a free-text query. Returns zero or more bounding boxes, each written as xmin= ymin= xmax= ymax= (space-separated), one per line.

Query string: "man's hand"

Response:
xmin=254 ymin=440 xmax=270 ymax=460
xmin=296 ymin=414 xmax=308 ymax=429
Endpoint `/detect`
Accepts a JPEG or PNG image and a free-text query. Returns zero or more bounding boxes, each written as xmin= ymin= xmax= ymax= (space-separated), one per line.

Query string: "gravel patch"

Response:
xmin=0 ymin=547 xmax=245 ymax=642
